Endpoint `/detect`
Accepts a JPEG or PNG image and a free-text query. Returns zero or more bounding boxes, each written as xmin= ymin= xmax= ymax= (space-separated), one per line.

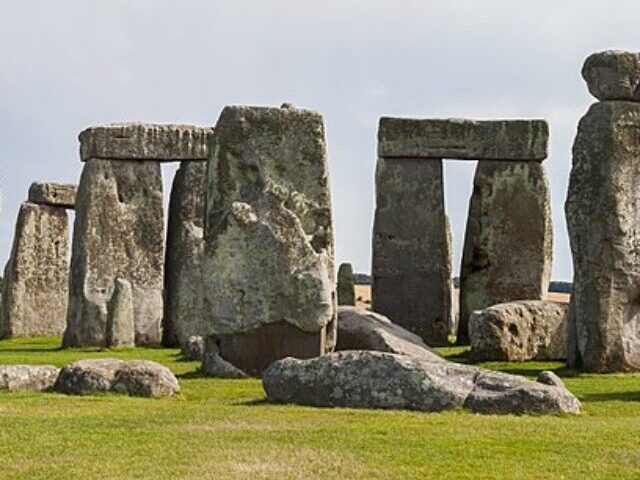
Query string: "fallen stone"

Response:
xmin=378 ymin=118 xmax=548 ymax=160
xmin=79 ymin=123 xmax=213 ymax=162
xmin=458 ymin=161 xmax=552 ymax=343
xmin=28 ymin=182 xmax=77 ymax=209
xmin=163 ymin=161 xmax=206 ymax=346
xmin=582 ymin=50 xmax=640 ymax=101
xmin=202 ymin=105 xmax=336 ymax=374
xmin=54 ymin=358 xmax=179 ymax=397
xmin=0 ymin=365 xmax=60 ymax=391
xmin=182 ymin=335 xmax=204 ymax=361
xmin=372 ymin=157 xmax=451 ymax=346
xmin=337 ymin=263 xmax=355 ymax=306
xmin=566 ymin=101 xmax=640 ymax=372
xmin=106 ymin=278 xmax=135 ymax=348
xmin=1 ymin=202 xmax=69 ymax=338
xmin=336 ymin=307 xmax=441 ymax=361
xmin=202 ymin=351 xmax=249 ymax=379
xmin=537 ymin=371 xmax=566 ymax=389
xmin=263 ymin=351 xmax=581 ymax=415
xmin=469 ymin=300 xmax=567 ymax=362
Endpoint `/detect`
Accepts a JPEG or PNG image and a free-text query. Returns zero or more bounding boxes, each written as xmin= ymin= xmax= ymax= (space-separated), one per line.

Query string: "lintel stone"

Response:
xmin=378 ymin=117 xmax=548 ymax=161
xmin=79 ymin=123 xmax=214 ymax=162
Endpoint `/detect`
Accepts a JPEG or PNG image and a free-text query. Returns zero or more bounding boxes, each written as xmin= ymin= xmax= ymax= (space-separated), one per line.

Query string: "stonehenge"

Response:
xmin=373 ymin=117 xmax=551 ymax=346
xmin=1 ymin=182 xmax=76 ymax=338
xmin=201 ymin=104 xmax=336 ymax=375
xmin=566 ymin=50 xmax=640 ymax=372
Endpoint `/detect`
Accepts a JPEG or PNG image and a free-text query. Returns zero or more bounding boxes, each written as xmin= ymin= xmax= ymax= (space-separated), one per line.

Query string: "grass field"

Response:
xmin=0 ymin=337 xmax=639 ymax=479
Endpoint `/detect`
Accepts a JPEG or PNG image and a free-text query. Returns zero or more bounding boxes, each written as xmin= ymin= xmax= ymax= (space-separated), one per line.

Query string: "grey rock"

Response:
xmin=202 ymin=105 xmax=336 ymax=374
xmin=458 ymin=161 xmax=552 ymax=343
xmin=106 ymin=278 xmax=135 ymax=348
xmin=79 ymin=123 xmax=213 ymax=162
xmin=0 ymin=365 xmax=60 ymax=391
xmin=163 ymin=161 xmax=206 ymax=346
xmin=582 ymin=50 xmax=640 ymax=101
xmin=537 ymin=370 xmax=566 ymax=389
xmin=262 ymin=351 xmax=581 ymax=415
xmin=28 ymin=182 xmax=77 ymax=209
xmin=181 ymin=335 xmax=204 ymax=361
xmin=372 ymin=157 xmax=451 ymax=346
xmin=54 ymin=358 xmax=179 ymax=397
xmin=64 ymin=159 xmax=164 ymax=347
xmin=336 ymin=306 xmax=441 ymax=361
xmin=469 ymin=300 xmax=567 ymax=361
xmin=378 ymin=117 xmax=548 ymax=160
xmin=337 ymin=263 xmax=355 ymax=306
xmin=1 ymin=202 xmax=69 ymax=338
xmin=566 ymin=101 xmax=640 ymax=372
xmin=201 ymin=348 xmax=249 ymax=379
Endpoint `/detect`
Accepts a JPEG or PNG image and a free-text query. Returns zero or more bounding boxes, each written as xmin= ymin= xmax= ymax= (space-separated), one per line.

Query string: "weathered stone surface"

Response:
xmin=79 ymin=123 xmax=213 ymax=162
xmin=469 ymin=300 xmax=568 ymax=361
xmin=182 ymin=335 xmax=204 ymax=361
xmin=458 ymin=161 xmax=552 ymax=343
xmin=582 ymin=50 xmax=640 ymax=101
xmin=336 ymin=306 xmax=441 ymax=360
xmin=0 ymin=365 xmax=60 ymax=391
xmin=1 ymin=202 xmax=68 ymax=338
xmin=106 ymin=278 xmax=135 ymax=348
xmin=337 ymin=263 xmax=355 ymax=306
xmin=378 ymin=118 xmax=548 ymax=160
xmin=163 ymin=162 xmax=206 ymax=346
xmin=64 ymin=159 xmax=164 ymax=347
xmin=263 ymin=351 xmax=581 ymax=415
xmin=201 ymin=337 xmax=249 ymax=378
xmin=54 ymin=358 xmax=179 ymax=397
xmin=28 ymin=182 xmax=77 ymax=208
xmin=202 ymin=105 xmax=336 ymax=373
xmin=566 ymin=101 xmax=640 ymax=372
xmin=537 ymin=370 xmax=566 ymax=389
xmin=372 ymin=157 xmax=451 ymax=346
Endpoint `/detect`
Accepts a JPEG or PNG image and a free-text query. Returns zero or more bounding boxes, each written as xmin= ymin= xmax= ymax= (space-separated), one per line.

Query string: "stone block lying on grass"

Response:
xmin=0 ymin=365 xmax=60 ymax=391
xmin=54 ymin=358 xmax=180 ymax=397
xmin=181 ymin=335 xmax=204 ymax=361
xmin=262 ymin=351 xmax=581 ymax=415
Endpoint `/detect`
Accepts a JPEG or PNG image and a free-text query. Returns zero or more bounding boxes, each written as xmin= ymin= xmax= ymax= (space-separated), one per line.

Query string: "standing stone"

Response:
xmin=106 ymin=278 xmax=135 ymax=348
xmin=566 ymin=100 xmax=640 ymax=372
xmin=337 ymin=262 xmax=356 ymax=306
xmin=202 ymin=104 xmax=336 ymax=375
xmin=1 ymin=202 xmax=69 ymax=337
xmin=28 ymin=182 xmax=77 ymax=209
xmin=163 ymin=161 xmax=206 ymax=347
xmin=371 ymin=157 xmax=451 ymax=346
xmin=458 ymin=161 xmax=552 ymax=343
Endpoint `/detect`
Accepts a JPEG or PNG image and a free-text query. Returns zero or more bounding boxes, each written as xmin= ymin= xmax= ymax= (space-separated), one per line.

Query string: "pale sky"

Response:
xmin=1 ymin=1 xmax=639 ymax=281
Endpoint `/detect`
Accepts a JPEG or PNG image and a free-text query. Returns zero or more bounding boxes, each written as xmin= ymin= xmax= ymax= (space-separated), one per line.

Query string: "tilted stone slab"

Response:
xmin=163 ymin=161 xmax=207 ymax=347
xmin=28 ymin=182 xmax=77 ymax=209
xmin=202 ymin=104 xmax=336 ymax=375
xmin=378 ymin=117 xmax=548 ymax=160
xmin=1 ymin=202 xmax=69 ymax=338
xmin=64 ymin=159 xmax=164 ymax=347
xmin=582 ymin=50 xmax=640 ymax=101
xmin=458 ymin=160 xmax=552 ymax=343
xmin=566 ymin=101 xmax=640 ymax=372
xmin=372 ymin=157 xmax=452 ymax=346
xmin=79 ymin=123 xmax=213 ymax=162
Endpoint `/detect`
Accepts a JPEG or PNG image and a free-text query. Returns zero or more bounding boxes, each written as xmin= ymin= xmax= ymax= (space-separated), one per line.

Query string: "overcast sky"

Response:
xmin=1 ymin=1 xmax=639 ymax=281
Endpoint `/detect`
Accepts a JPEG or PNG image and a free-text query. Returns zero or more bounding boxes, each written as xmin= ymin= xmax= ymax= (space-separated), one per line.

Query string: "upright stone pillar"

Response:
xmin=163 ymin=161 xmax=207 ymax=347
xmin=202 ymin=104 xmax=336 ymax=375
xmin=458 ymin=161 xmax=552 ymax=343
xmin=64 ymin=123 xmax=211 ymax=347
xmin=337 ymin=262 xmax=356 ymax=306
xmin=566 ymin=50 xmax=640 ymax=372
xmin=1 ymin=182 xmax=76 ymax=337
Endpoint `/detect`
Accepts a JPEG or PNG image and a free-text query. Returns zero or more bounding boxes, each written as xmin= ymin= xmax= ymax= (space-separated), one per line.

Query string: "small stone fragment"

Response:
xmin=537 ymin=371 xmax=566 ymax=389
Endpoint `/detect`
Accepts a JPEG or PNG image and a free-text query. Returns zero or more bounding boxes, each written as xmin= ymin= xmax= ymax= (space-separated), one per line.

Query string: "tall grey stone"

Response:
xmin=163 ymin=161 xmax=206 ymax=346
xmin=458 ymin=160 xmax=552 ymax=343
xmin=371 ymin=156 xmax=451 ymax=346
xmin=566 ymin=100 xmax=640 ymax=372
xmin=1 ymin=202 xmax=69 ymax=338
xmin=337 ymin=262 xmax=355 ymax=306
xmin=106 ymin=278 xmax=135 ymax=348
xmin=202 ymin=104 xmax=336 ymax=375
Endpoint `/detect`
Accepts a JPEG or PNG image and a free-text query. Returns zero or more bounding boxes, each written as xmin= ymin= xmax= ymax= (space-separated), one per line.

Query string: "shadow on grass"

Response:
xmin=580 ymin=391 xmax=640 ymax=402
xmin=235 ymin=398 xmax=270 ymax=407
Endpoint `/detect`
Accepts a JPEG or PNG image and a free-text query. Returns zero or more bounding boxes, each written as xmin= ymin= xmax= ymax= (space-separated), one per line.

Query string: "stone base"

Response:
xmin=216 ymin=322 xmax=326 ymax=376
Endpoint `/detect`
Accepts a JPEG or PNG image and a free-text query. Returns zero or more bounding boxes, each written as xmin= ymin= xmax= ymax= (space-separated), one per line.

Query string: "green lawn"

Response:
xmin=0 ymin=338 xmax=639 ymax=479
